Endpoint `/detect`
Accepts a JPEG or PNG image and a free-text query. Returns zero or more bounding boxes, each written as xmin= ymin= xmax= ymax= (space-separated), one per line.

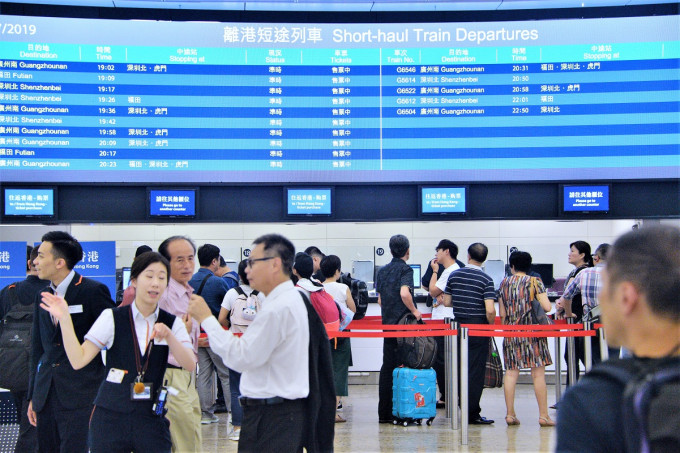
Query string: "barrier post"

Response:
xmin=598 ymin=327 xmax=609 ymax=361
xmin=452 ymin=321 xmax=459 ymax=431
xmin=554 ymin=335 xmax=562 ymax=402
xmin=461 ymin=326 xmax=468 ymax=445
xmin=566 ymin=318 xmax=578 ymax=385
xmin=444 ymin=317 xmax=452 ymax=420
xmin=583 ymin=320 xmax=593 ymax=372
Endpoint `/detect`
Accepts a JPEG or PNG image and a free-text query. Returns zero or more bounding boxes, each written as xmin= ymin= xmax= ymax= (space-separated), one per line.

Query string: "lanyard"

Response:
xmin=129 ymin=307 xmax=154 ymax=393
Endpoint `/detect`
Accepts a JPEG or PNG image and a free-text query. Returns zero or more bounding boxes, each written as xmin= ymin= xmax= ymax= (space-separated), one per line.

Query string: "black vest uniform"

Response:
xmin=89 ymin=305 xmax=175 ymax=453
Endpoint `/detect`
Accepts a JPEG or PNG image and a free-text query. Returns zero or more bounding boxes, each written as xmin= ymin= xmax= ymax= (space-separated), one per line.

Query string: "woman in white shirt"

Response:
xmin=321 ymin=255 xmax=356 ymax=423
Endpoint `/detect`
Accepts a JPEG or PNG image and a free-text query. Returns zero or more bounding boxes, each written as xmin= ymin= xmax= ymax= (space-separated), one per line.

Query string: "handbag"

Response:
xmin=484 ymin=338 xmax=503 ymax=388
xmin=527 ymin=277 xmax=554 ymax=325
xmin=337 ymin=302 xmax=355 ymax=331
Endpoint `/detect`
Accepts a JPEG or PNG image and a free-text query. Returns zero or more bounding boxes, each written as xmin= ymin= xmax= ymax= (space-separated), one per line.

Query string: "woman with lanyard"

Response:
xmin=40 ymin=251 xmax=196 ymax=453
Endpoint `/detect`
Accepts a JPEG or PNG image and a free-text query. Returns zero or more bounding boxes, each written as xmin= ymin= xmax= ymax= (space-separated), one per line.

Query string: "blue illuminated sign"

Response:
xmin=563 ymin=185 xmax=610 ymax=212
xmin=421 ymin=187 xmax=466 ymax=214
xmin=287 ymin=189 xmax=332 ymax=215
xmin=149 ymin=189 xmax=196 ymax=216
xmin=73 ymin=241 xmax=117 ymax=297
xmin=4 ymin=189 xmax=54 ymax=216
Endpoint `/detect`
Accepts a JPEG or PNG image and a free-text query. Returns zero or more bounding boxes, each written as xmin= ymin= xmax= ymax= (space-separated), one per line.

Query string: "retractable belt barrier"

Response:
xmin=458 ymin=322 xmax=604 ymax=445
xmin=287 ymin=314 xmax=605 ymax=442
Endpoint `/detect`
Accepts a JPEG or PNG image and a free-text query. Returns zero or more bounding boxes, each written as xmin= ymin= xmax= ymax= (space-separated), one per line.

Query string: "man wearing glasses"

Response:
xmin=188 ymin=234 xmax=335 ymax=452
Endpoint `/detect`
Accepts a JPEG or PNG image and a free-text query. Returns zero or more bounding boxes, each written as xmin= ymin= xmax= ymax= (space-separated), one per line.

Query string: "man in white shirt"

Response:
xmin=188 ymin=233 xmax=335 ymax=452
xmin=426 ymin=239 xmax=461 ymax=407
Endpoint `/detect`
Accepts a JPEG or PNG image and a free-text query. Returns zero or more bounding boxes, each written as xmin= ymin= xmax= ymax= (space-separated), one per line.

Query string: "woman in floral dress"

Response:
xmin=498 ymin=251 xmax=555 ymax=427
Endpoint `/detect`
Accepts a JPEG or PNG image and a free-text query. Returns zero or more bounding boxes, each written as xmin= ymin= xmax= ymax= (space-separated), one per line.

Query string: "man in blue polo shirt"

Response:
xmin=442 ymin=242 xmax=497 ymax=425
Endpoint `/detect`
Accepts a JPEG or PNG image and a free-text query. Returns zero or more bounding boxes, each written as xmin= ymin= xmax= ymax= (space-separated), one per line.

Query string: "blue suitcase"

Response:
xmin=392 ymin=367 xmax=437 ymax=426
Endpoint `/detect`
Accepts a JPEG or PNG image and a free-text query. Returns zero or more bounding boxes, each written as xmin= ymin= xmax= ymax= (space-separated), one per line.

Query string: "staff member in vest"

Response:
xmin=38 ymin=252 xmax=196 ymax=453
xmin=27 ymin=231 xmax=115 ymax=453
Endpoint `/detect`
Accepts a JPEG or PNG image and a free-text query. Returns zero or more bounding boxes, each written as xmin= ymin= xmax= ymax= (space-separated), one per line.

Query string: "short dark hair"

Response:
xmin=41 ymin=231 xmax=83 ymax=270
xmin=509 ymin=251 xmax=532 ymax=273
xmin=130 ymin=251 xmax=170 ymax=282
xmin=26 ymin=245 xmax=33 ymax=271
xmin=468 ymin=243 xmax=489 ymax=263
xmin=197 ymin=243 xmax=221 ymax=267
xmin=29 ymin=246 xmax=39 ymax=263
xmin=594 ymin=243 xmax=611 ymax=261
xmin=293 ymin=252 xmax=314 ymax=279
xmin=304 ymin=246 xmax=325 ymax=259
xmin=570 ymin=240 xmax=594 ymax=267
xmin=607 ymin=225 xmax=679 ymax=321
xmin=135 ymin=245 xmax=152 ymax=258
xmin=237 ymin=259 xmax=249 ymax=285
xmin=436 ymin=239 xmax=458 ymax=259
xmin=158 ymin=236 xmax=196 ymax=262
xmin=252 ymin=234 xmax=295 ymax=277
xmin=320 ymin=255 xmax=342 ymax=279
xmin=389 ymin=234 xmax=410 ymax=258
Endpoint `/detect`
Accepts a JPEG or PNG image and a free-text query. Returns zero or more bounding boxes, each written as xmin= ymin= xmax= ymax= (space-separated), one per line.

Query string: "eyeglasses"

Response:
xmin=245 ymin=256 xmax=275 ymax=268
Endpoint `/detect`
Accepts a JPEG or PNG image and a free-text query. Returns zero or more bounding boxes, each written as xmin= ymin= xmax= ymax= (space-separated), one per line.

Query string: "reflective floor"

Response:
xmin=201 ymin=384 xmax=557 ymax=452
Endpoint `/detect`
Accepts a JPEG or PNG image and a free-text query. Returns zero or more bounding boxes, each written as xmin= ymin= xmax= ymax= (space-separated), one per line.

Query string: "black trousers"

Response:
xmin=238 ymin=398 xmax=305 ymax=453
xmin=36 ymin=386 xmax=91 ymax=453
xmin=378 ymin=337 xmax=400 ymax=420
xmin=89 ymin=406 xmax=171 ymax=453
xmin=565 ymin=332 xmax=620 ymax=386
xmin=10 ymin=390 xmax=37 ymax=453
xmin=457 ymin=318 xmax=489 ymax=419
xmin=433 ymin=335 xmax=446 ymax=401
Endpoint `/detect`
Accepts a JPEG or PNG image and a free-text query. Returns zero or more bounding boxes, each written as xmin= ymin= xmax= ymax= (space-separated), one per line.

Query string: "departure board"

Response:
xmin=0 ymin=14 xmax=678 ymax=183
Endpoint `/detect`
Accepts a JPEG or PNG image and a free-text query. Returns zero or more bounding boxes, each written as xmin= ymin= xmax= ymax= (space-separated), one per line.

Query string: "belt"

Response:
xmin=166 ymin=364 xmax=182 ymax=370
xmin=239 ymin=396 xmax=290 ymax=407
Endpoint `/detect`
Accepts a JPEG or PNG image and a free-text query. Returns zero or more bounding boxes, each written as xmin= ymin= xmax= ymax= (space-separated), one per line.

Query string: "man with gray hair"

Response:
xmin=375 ymin=234 xmax=421 ymax=423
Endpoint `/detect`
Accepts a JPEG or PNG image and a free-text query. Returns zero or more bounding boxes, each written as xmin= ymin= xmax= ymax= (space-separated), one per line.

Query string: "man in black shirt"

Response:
xmin=375 ymin=234 xmax=421 ymax=423
xmin=0 ymin=245 xmax=48 ymax=453
xmin=556 ymin=225 xmax=680 ymax=452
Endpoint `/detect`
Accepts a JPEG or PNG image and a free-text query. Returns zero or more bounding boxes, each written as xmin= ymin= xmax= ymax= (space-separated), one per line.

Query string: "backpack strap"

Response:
xmin=195 ymin=273 xmax=212 ymax=296
xmin=233 ymin=286 xmax=246 ymax=297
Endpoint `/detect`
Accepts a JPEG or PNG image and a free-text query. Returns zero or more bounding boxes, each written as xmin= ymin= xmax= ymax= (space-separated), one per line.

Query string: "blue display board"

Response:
xmin=421 ymin=187 xmax=466 ymax=214
xmin=0 ymin=242 xmax=30 ymax=290
xmin=148 ymin=189 xmax=196 ymax=216
xmin=287 ymin=188 xmax=332 ymax=215
xmin=4 ymin=188 xmax=54 ymax=216
xmin=0 ymin=14 xmax=677 ymax=184
xmin=72 ymin=241 xmax=116 ymax=297
xmin=563 ymin=185 xmax=610 ymax=212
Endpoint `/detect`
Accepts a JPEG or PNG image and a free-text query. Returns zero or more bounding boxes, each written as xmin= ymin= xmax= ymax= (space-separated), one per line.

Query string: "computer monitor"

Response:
xmin=531 ymin=264 xmax=554 ymax=287
xmin=409 ymin=264 xmax=422 ymax=289
xmin=122 ymin=267 xmax=132 ymax=290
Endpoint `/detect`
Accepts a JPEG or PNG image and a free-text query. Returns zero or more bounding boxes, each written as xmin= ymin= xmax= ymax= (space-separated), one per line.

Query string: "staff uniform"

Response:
xmin=202 ymin=280 xmax=311 ymax=451
xmin=84 ymin=303 xmax=193 ymax=452
xmin=157 ymin=278 xmax=201 ymax=453
xmin=28 ymin=270 xmax=114 ymax=453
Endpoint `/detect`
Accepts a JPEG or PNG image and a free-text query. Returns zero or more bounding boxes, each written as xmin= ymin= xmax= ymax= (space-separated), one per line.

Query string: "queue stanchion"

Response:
xmin=598 ymin=325 xmax=609 ymax=361
xmin=583 ymin=320 xmax=593 ymax=372
xmin=566 ymin=318 xmax=578 ymax=385
xmin=444 ymin=317 xmax=452 ymax=421
xmin=554 ymin=333 xmax=562 ymax=403
xmin=460 ymin=326 xmax=469 ymax=445
xmin=451 ymin=321 xmax=459 ymax=430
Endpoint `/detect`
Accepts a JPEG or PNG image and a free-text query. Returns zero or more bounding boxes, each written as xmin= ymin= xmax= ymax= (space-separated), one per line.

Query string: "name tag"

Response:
xmin=69 ymin=304 xmax=84 ymax=314
xmin=106 ymin=368 xmax=127 ymax=384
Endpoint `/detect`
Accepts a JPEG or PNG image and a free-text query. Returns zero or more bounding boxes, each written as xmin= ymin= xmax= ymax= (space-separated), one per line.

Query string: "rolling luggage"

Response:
xmin=392 ymin=367 xmax=436 ymax=426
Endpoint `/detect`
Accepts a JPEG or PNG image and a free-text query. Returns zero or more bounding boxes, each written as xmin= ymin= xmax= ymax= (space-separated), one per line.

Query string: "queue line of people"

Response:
xmin=2 ymin=226 xmax=677 ymax=452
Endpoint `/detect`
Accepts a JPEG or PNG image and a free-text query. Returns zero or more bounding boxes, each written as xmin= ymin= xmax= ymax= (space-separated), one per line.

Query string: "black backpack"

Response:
xmin=587 ymin=357 xmax=680 ymax=453
xmin=396 ymin=313 xmax=437 ymax=369
xmin=339 ymin=273 xmax=369 ymax=321
xmin=0 ymin=285 xmax=34 ymax=392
